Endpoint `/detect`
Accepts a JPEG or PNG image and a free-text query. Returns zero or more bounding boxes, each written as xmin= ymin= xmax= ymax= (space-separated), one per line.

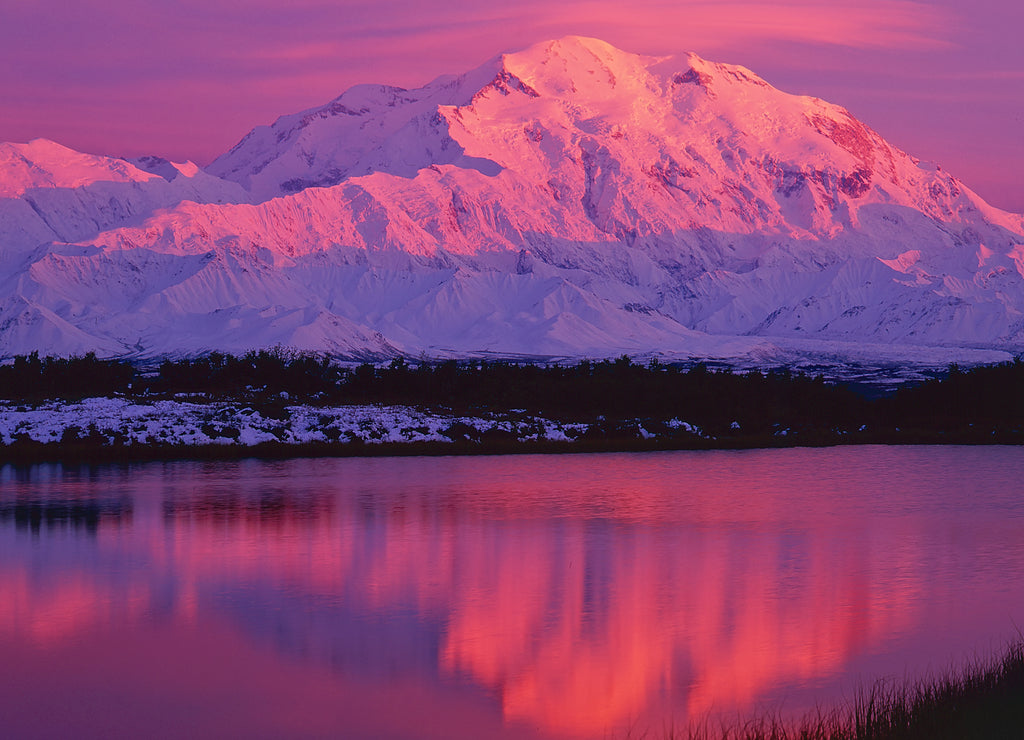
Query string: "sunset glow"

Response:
xmin=0 ymin=496 xmax=917 ymax=734
xmin=4 ymin=450 xmax=1024 ymax=737
xmin=1 ymin=0 xmax=1021 ymax=211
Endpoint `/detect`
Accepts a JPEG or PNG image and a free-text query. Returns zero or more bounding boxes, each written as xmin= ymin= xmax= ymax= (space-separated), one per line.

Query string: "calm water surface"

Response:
xmin=2 ymin=446 xmax=1024 ymax=739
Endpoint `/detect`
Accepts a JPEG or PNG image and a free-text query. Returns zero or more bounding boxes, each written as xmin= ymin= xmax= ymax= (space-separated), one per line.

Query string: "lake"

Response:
xmin=2 ymin=446 xmax=1024 ymax=739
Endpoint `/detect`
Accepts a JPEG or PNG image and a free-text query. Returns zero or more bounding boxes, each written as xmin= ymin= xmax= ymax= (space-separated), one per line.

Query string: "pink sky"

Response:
xmin=2 ymin=0 xmax=1022 ymax=211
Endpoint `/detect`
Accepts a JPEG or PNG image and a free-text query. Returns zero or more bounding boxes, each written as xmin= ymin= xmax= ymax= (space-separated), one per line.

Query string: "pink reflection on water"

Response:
xmin=1 ymin=447 xmax=1024 ymax=738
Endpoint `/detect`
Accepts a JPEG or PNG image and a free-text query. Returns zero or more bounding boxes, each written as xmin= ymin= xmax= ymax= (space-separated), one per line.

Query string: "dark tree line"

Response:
xmin=336 ymin=356 xmax=865 ymax=436
xmin=0 ymin=352 xmax=134 ymax=400
xmin=2 ymin=350 xmax=1024 ymax=439
xmin=155 ymin=351 xmax=340 ymax=396
xmin=884 ymin=362 xmax=1024 ymax=431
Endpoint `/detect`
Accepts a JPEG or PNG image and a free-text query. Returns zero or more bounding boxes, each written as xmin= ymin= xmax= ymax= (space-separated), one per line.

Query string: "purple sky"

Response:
xmin=3 ymin=0 xmax=1022 ymax=211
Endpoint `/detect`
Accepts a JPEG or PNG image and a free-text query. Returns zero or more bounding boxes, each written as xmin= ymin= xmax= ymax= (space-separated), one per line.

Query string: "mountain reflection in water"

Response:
xmin=2 ymin=448 xmax=1024 ymax=739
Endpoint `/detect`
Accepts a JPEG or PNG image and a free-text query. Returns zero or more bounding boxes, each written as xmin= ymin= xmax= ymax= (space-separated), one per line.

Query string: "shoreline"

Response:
xmin=3 ymin=427 xmax=1023 ymax=466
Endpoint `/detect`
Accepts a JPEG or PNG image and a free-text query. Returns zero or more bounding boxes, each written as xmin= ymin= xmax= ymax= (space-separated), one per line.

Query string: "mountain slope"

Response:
xmin=0 ymin=139 xmax=248 ymax=255
xmin=2 ymin=36 xmax=1023 ymax=362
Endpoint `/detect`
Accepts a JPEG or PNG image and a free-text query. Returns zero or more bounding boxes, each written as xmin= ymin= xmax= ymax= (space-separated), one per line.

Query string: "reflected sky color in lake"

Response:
xmin=2 ymin=447 xmax=1024 ymax=738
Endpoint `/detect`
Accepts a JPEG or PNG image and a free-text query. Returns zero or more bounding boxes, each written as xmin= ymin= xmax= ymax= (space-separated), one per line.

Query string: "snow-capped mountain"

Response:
xmin=1 ymin=139 xmax=248 ymax=254
xmin=2 ymin=36 xmax=1023 ymax=363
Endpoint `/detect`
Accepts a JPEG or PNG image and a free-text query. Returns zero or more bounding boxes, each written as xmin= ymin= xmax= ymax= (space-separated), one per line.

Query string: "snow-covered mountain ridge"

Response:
xmin=2 ymin=36 xmax=1023 ymax=364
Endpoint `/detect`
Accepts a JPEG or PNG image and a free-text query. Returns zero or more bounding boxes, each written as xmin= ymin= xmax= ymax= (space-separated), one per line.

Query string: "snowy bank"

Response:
xmin=0 ymin=397 xmax=610 ymax=449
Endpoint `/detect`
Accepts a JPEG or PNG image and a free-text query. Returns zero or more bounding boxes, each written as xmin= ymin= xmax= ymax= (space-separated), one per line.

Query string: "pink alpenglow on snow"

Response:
xmin=0 ymin=37 xmax=1022 ymax=363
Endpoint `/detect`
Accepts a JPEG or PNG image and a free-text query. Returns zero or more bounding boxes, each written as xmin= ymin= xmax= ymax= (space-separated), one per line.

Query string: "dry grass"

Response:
xmin=622 ymin=642 xmax=1024 ymax=740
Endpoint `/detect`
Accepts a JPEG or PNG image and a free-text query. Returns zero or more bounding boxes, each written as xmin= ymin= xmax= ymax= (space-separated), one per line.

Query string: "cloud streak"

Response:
xmin=3 ymin=1 xmax=953 ymax=84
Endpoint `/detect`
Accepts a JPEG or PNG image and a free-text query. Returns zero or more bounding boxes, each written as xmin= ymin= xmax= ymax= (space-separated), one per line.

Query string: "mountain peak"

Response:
xmin=0 ymin=138 xmax=157 ymax=198
xmin=505 ymin=35 xmax=645 ymax=68
xmin=497 ymin=35 xmax=662 ymax=99
xmin=499 ymin=37 xmax=776 ymax=98
xmin=128 ymin=155 xmax=201 ymax=182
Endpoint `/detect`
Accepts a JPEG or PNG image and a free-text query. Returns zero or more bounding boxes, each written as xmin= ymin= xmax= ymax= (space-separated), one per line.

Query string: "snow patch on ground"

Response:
xmin=0 ymin=397 xmax=681 ymax=448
